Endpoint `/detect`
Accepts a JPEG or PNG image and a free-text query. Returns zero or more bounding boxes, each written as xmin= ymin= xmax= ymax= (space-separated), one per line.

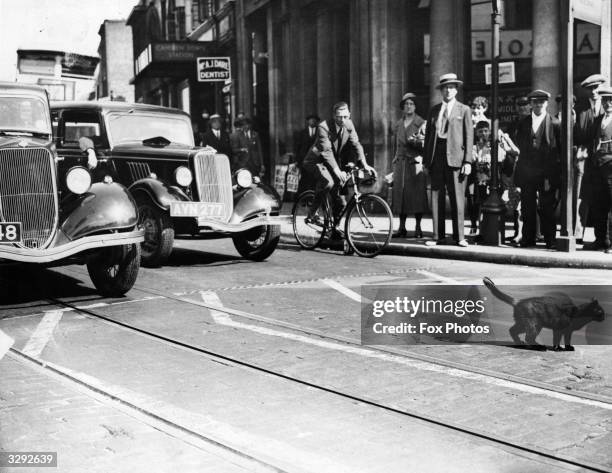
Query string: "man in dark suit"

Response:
xmin=576 ymin=74 xmax=607 ymax=246
xmin=201 ymin=114 xmax=232 ymax=157
xmin=513 ymin=89 xmax=561 ymax=248
xmin=295 ymin=114 xmax=320 ymax=193
xmin=423 ymin=73 xmax=473 ymax=247
xmin=230 ymin=117 xmax=265 ymax=177
xmin=583 ymin=85 xmax=612 ymax=253
xmin=302 ymin=102 xmax=376 ymax=229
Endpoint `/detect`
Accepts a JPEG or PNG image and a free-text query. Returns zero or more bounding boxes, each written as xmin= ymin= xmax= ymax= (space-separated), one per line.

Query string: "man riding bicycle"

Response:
xmin=302 ymin=102 xmax=377 ymax=235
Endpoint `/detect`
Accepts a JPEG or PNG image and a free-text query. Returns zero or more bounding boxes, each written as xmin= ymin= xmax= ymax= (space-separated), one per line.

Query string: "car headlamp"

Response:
xmin=236 ymin=169 xmax=253 ymax=188
xmin=174 ymin=166 xmax=193 ymax=187
xmin=66 ymin=166 xmax=91 ymax=194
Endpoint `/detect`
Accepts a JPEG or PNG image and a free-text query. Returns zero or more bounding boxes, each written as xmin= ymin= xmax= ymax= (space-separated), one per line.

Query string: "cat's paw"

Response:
xmin=564 ymin=345 xmax=575 ymax=351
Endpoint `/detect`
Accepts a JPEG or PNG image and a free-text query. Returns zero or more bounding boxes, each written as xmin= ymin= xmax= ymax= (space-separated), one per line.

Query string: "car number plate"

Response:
xmin=169 ymin=202 xmax=226 ymax=219
xmin=0 ymin=222 xmax=22 ymax=243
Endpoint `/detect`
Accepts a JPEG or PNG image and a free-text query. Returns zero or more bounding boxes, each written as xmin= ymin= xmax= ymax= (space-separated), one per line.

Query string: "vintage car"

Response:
xmin=50 ymin=101 xmax=287 ymax=267
xmin=0 ymin=83 xmax=143 ymax=296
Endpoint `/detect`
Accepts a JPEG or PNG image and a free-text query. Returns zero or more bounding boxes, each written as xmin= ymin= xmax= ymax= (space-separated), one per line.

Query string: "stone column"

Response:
xmin=429 ymin=0 xmax=467 ymax=106
xmin=235 ymin=0 xmax=252 ymax=117
xmin=532 ymin=0 xmax=560 ymax=97
xmin=316 ymin=7 xmax=336 ymax=114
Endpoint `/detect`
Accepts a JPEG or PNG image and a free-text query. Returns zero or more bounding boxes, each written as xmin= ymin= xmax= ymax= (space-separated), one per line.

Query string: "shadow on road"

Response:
xmin=0 ymin=264 xmax=98 ymax=311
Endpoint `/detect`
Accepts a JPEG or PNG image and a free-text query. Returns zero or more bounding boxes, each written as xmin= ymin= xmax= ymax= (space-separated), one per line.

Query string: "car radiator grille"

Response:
xmin=0 ymin=148 xmax=58 ymax=249
xmin=193 ymin=153 xmax=233 ymax=223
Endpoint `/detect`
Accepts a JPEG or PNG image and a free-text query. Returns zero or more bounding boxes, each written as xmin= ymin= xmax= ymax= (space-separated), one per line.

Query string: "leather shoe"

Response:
xmin=330 ymin=228 xmax=345 ymax=240
xmin=545 ymin=241 xmax=556 ymax=249
xmin=414 ymin=229 xmax=423 ymax=239
xmin=305 ymin=215 xmax=325 ymax=227
xmin=583 ymin=240 xmax=607 ymax=251
xmin=457 ymin=239 xmax=469 ymax=247
xmin=392 ymin=229 xmax=407 ymax=238
xmin=425 ymin=239 xmax=441 ymax=246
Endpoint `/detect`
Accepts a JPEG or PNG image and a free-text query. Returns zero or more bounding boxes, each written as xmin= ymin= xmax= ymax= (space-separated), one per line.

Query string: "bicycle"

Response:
xmin=292 ymin=163 xmax=393 ymax=257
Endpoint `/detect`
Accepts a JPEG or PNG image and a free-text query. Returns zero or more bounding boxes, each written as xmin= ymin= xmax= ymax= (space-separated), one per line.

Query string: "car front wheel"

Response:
xmin=232 ymin=225 xmax=280 ymax=261
xmin=87 ymin=243 xmax=140 ymax=297
xmin=137 ymin=198 xmax=174 ymax=267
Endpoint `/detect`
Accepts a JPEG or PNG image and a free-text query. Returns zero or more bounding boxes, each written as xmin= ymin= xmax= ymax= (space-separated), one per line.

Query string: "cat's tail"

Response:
xmin=483 ymin=277 xmax=516 ymax=306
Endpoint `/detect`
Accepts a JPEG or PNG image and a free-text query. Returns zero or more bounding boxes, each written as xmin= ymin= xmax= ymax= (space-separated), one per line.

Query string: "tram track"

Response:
xmin=5 ymin=283 xmax=609 ymax=473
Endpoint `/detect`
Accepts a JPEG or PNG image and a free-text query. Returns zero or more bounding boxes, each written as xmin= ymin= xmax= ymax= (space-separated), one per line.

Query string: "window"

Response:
xmin=60 ymin=112 xmax=101 ymax=146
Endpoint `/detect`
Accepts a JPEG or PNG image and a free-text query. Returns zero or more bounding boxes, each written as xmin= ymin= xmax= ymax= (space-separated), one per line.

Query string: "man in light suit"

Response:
xmin=302 ymin=102 xmax=376 ymax=230
xmin=514 ymin=89 xmax=561 ymax=248
xmin=424 ymin=73 xmax=473 ymax=247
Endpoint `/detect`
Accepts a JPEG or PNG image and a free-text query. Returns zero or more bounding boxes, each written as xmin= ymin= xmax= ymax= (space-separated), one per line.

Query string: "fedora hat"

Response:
xmin=399 ymin=92 xmax=417 ymax=108
xmin=436 ymin=73 xmax=463 ymax=88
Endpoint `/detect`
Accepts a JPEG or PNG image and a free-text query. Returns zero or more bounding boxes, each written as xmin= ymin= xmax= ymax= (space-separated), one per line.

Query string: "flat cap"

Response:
xmin=580 ymin=74 xmax=607 ymax=89
xmin=597 ymin=85 xmax=612 ymax=97
xmin=527 ymin=89 xmax=551 ymax=100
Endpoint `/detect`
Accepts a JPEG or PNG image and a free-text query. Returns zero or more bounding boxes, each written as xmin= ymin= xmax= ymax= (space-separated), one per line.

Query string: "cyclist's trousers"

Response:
xmin=303 ymin=161 xmax=346 ymax=221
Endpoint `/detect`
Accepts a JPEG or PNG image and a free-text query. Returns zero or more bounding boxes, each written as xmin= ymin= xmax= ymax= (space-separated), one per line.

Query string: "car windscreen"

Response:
xmin=0 ymin=96 xmax=51 ymax=135
xmin=106 ymin=111 xmax=194 ymax=147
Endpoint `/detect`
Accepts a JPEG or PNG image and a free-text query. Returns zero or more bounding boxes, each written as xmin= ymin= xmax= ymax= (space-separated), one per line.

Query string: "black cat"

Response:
xmin=483 ymin=277 xmax=605 ymax=351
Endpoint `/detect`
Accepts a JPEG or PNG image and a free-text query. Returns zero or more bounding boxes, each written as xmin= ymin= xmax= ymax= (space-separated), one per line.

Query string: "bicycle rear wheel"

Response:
xmin=345 ymin=194 xmax=393 ymax=257
xmin=292 ymin=191 xmax=327 ymax=250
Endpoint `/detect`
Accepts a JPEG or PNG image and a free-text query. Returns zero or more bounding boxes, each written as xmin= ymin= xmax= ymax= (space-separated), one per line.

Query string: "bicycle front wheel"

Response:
xmin=292 ymin=191 xmax=327 ymax=250
xmin=345 ymin=194 xmax=393 ymax=257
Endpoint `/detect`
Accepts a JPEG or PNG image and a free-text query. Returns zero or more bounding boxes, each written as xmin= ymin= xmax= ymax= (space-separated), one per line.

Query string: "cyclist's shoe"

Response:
xmin=330 ymin=227 xmax=345 ymax=240
xmin=305 ymin=215 xmax=325 ymax=227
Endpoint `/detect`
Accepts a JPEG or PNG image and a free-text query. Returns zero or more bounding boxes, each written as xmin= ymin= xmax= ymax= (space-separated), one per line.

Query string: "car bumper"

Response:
xmin=0 ymin=229 xmax=144 ymax=263
xmin=197 ymin=214 xmax=291 ymax=232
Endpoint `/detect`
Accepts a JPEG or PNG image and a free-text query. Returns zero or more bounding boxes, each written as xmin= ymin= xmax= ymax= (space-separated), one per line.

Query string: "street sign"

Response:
xmin=573 ymin=0 xmax=603 ymax=25
xmin=484 ymin=61 xmax=515 ymax=84
xmin=197 ymin=57 xmax=231 ymax=82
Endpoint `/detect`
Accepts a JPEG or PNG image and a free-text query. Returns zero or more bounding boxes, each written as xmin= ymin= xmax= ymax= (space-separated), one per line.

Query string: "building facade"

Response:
xmin=16 ymin=49 xmax=99 ymax=101
xmin=125 ymin=0 xmax=612 ymax=180
xmin=97 ymin=20 xmax=135 ymax=102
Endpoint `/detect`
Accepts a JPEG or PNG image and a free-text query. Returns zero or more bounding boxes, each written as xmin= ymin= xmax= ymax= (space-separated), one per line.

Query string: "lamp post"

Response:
xmin=480 ymin=0 xmax=505 ymax=245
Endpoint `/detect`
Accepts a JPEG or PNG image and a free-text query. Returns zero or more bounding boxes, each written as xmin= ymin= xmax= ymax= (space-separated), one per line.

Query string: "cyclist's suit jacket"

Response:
xmin=302 ymin=118 xmax=366 ymax=172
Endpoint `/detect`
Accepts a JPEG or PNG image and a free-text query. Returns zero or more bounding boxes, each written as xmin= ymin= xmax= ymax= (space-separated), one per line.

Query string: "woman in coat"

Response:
xmin=391 ymin=93 xmax=428 ymax=238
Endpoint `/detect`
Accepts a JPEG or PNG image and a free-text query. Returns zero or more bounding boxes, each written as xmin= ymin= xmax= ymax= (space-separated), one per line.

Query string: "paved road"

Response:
xmin=1 ymin=239 xmax=611 ymax=472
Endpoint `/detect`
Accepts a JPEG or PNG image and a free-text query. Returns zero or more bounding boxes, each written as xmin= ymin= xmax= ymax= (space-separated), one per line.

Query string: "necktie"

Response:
xmin=215 ymin=130 xmax=220 ymax=139
xmin=337 ymin=128 xmax=343 ymax=149
xmin=439 ymin=105 xmax=449 ymax=136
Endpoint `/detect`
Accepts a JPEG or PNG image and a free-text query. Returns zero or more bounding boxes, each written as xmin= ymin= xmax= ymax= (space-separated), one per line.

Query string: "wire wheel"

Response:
xmin=345 ymin=194 xmax=393 ymax=257
xmin=292 ymin=191 xmax=327 ymax=250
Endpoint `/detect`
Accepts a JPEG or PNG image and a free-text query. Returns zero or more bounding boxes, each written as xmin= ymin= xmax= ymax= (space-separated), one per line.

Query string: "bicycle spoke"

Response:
xmin=345 ymin=194 xmax=393 ymax=257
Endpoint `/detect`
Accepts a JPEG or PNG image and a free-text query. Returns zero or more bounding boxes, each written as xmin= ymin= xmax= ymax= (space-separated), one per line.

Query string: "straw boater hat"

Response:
xmin=436 ymin=73 xmax=463 ymax=88
xmin=399 ymin=92 xmax=417 ymax=108
xmin=209 ymin=114 xmax=222 ymax=121
xmin=580 ymin=74 xmax=607 ymax=89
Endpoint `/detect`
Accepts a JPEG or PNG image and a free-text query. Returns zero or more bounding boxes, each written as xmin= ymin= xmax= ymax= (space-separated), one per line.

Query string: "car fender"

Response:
xmin=230 ymin=183 xmax=282 ymax=224
xmin=60 ymin=182 xmax=139 ymax=241
xmin=129 ymin=177 xmax=190 ymax=210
